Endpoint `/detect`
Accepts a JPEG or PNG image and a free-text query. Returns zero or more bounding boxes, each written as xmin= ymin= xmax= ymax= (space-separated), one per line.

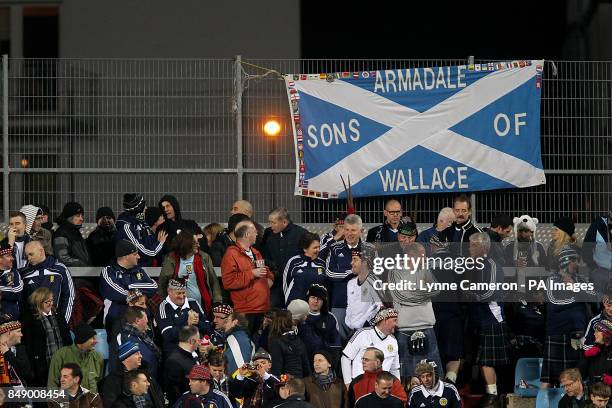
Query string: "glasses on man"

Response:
xmin=43 ymin=299 xmax=54 ymax=305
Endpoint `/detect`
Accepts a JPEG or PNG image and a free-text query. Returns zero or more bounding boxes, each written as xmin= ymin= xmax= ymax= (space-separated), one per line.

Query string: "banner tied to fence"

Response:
xmin=285 ymin=60 xmax=546 ymax=199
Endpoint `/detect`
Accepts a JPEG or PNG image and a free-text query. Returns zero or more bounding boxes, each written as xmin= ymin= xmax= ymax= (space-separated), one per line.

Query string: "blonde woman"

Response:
xmin=21 ymin=287 xmax=73 ymax=386
xmin=547 ymin=217 xmax=577 ymax=271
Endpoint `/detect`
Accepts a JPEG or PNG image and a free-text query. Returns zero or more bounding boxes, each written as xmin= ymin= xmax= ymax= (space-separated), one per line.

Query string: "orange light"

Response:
xmin=263 ymin=120 xmax=281 ymax=137
xmin=20 ymin=158 xmax=29 ymax=168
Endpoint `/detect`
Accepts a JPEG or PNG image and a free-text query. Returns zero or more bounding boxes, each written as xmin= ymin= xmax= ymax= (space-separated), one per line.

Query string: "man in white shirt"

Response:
xmin=341 ymin=307 xmax=401 ymax=385
xmin=345 ymin=249 xmax=382 ymax=331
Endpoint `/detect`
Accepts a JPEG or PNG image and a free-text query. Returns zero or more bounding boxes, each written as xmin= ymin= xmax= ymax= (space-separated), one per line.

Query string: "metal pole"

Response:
xmin=234 ymin=55 xmax=244 ymax=200
xmin=2 ymin=55 xmax=9 ymax=223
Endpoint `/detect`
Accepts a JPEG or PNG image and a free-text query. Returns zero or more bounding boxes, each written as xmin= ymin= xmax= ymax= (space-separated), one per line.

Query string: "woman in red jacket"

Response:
xmin=159 ymin=231 xmax=221 ymax=317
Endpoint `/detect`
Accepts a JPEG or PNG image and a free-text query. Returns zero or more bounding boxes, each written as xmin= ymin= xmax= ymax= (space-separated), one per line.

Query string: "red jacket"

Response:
xmin=221 ymin=244 xmax=274 ymax=313
xmin=348 ymin=369 xmax=407 ymax=407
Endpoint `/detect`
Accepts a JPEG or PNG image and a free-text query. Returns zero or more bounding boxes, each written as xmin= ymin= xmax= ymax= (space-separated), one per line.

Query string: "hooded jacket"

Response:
xmin=158 ymin=195 xmax=203 ymax=251
xmin=261 ymin=222 xmax=307 ymax=276
xmin=53 ymin=220 xmax=91 ymax=267
xmin=19 ymin=204 xmax=53 ymax=256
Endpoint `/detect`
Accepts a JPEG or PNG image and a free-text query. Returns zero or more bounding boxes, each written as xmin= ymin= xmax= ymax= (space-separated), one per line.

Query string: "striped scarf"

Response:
xmin=313 ymin=370 xmax=336 ymax=391
xmin=40 ymin=313 xmax=63 ymax=363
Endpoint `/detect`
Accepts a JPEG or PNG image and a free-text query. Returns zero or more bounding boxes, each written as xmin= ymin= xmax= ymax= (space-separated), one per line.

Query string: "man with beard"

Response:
xmin=158 ymin=195 xmax=204 ymax=253
xmin=503 ymin=215 xmax=546 ymax=269
xmin=86 ymin=207 xmax=117 ymax=266
xmin=52 ymin=202 xmax=91 ymax=266
xmin=408 ymin=360 xmax=461 ymax=408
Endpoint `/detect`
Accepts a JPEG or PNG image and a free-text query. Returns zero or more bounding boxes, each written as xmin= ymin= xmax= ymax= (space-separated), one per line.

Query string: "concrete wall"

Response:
xmin=58 ymin=0 xmax=301 ymax=58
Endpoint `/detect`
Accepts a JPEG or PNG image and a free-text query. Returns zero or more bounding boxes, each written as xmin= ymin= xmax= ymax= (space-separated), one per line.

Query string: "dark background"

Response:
xmin=301 ymin=2 xmax=570 ymax=60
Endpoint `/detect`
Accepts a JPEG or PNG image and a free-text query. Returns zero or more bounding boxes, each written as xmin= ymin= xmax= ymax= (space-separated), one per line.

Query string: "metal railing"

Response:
xmin=1 ymin=57 xmax=610 ymax=225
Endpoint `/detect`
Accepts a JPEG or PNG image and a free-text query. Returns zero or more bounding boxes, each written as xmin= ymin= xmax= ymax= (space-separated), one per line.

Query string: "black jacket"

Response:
xmin=271 ymin=394 xmax=316 ymax=408
xmin=53 ymin=221 xmax=91 ymax=266
xmin=366 ymin=222 xmax=398 ymax=244
xmin=355 ymin=392 xmax=404 ymax=408
xmin=157 ymin=195 xmax=203 ymax=254
xmin=163 ymin=346 xmax=199 ymax=406
xmin=100 ymin=364 xmax=164 ymax=408
xmin=578 ymin=344 xmax=612 ymax=383
xmin=111 ymin=393 xmax=152 ymax=408
xmin=261 ymin=222 xmax=307 ymax=277
xmin=20 ymin=306 xmax=72 ymax=386
xmin=268 ymin=332 xmax=311 ymax=379
xmin=0 ymin=344 xmax=33 ymax=387
xmin=210 ymin=231 xmax=235 ymax=267
xmin=228 ymin=372 xmax=279 ymax=408
xmin=86 ymin=226 xmax=116 ymax=266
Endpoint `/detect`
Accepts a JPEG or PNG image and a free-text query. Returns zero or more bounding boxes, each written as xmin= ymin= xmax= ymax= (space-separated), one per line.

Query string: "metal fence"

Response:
xmin=1 ymin=56 xmax=611 ymax=225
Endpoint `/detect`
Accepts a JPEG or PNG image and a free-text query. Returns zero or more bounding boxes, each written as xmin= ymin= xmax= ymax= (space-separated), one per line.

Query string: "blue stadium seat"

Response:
xmin=514 ymin=358 xmax=543 ymax=397
xmin=536 ymin=388 xmax=565 ymax=408
xmin=93 ymin=329 xmax=109 ymax=360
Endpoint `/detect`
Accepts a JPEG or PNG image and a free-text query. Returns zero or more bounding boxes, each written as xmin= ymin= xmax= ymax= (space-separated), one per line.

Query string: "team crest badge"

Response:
xmin=387 ymin=344 xmax=393 ymax=352
xmin=440 ymin=398 xmax=448 ymax=406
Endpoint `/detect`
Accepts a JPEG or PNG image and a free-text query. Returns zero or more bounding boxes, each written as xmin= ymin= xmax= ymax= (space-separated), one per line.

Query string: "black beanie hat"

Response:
xmin=74 ymin=324 xmax=96 ymax=345
xmin=60 ymin=202 xmax=84 ymax=220
xmin=554 ymin=216 xmax=575 ymax=237
xmin=145 ymin=207 xmax=162 ymax=228
xmin=313 ymin=350 xmax=334 ymax=366
xmin=306 ymin=284 xmax=328 ymax=313
xmin=123 ymin=193 xmax=146 ymax=214
xmin=95 ymin=206 xmax=115 ymax=222
xmin=115 ymin=240 xmax=138 ymax=258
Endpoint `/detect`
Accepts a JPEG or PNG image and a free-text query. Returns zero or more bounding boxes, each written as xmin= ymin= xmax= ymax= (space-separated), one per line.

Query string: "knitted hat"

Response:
xmin=558 ymin=245 xmax=580 ymax=269
xmin=306 ymin=284 xmax=328 ymax=313
xmin=73 ymin=324 xmax=96 ymax=344
xmin=123 ymin=194 xmax=146 ymax=214
xmin=212 ymin=303 xmax=233 ymax=316
xmin=19 ymin=205 xmax=41 ymax=233
xmin=594 ymin=319 xmax=612 ymax=338
xmin=0 ymin=242 xmax=12 ymax=257
xmin=186 ymin=364 xmax=212 ymax=381
xmin=115 ymin=240 xmax=138 ymax=258
xmin=95 ymin=206 xmax=115 ymax=222
xmin=398 ymin=219 xmax=418 ymax=236
xmin=371 ymin=307 xmax=399 ymax=326
xmin=60 ymin=202 xmax=84 ymax=220
xmin=0 ymin=321 xmax=21 ymax=335
xmin=126 ymin=289 xmax=144 ymax=304
xmin=118 ymin=340 xmax=140 ymax=361
xmin=287 ymin=299 xmax=309 ymax=322
xmin=168 ymin=278 xmax=186 ymax=291
xmin=144 ymin=206 xmax=162 ymax=228
xmin=554 ymin=217 xmax=575 ymax=237
xmin=313 ymin=350 xmax=333 ymax=366
xmin=252 ymin=348 xmax=272 ymax=362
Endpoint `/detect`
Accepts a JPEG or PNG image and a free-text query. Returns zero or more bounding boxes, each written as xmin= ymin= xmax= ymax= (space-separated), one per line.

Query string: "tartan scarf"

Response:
xmin=123 ymin=324 xmax=161 ymax=361
xmin=0 ymin=350 xmax=21 ymax=385
xmin=40 ymin=313 xmax=62 ymax=363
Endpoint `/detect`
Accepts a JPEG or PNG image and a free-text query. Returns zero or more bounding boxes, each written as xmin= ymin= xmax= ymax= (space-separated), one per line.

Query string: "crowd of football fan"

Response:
xmin=0 ymin=193 xmax=609 ymax=408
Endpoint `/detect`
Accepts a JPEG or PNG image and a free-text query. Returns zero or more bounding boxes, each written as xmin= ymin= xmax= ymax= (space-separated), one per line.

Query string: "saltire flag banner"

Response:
xmin=285 ymin=60 xmax=546 ymax=199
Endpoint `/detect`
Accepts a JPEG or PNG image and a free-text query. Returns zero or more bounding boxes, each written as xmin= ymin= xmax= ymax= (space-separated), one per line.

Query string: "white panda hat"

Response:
xmin=512 ymin=215 xmax=539 ymax=264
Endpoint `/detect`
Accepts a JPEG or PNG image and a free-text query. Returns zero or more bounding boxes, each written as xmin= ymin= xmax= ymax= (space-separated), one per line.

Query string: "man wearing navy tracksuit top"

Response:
xmin=0 ymin=243 xmax=23 ymax=320
xmin=283 ymin=254 xmax=326 ymax=306
xmin=114 ymin=193 xmax=165 ymax=267
xmin=325 ymin=214 xmax=374 ymax=342
xmin=100 ymin=240 xmax=158 ymax=334
xmin=21 ymin=240 xmax=75 ymax=325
